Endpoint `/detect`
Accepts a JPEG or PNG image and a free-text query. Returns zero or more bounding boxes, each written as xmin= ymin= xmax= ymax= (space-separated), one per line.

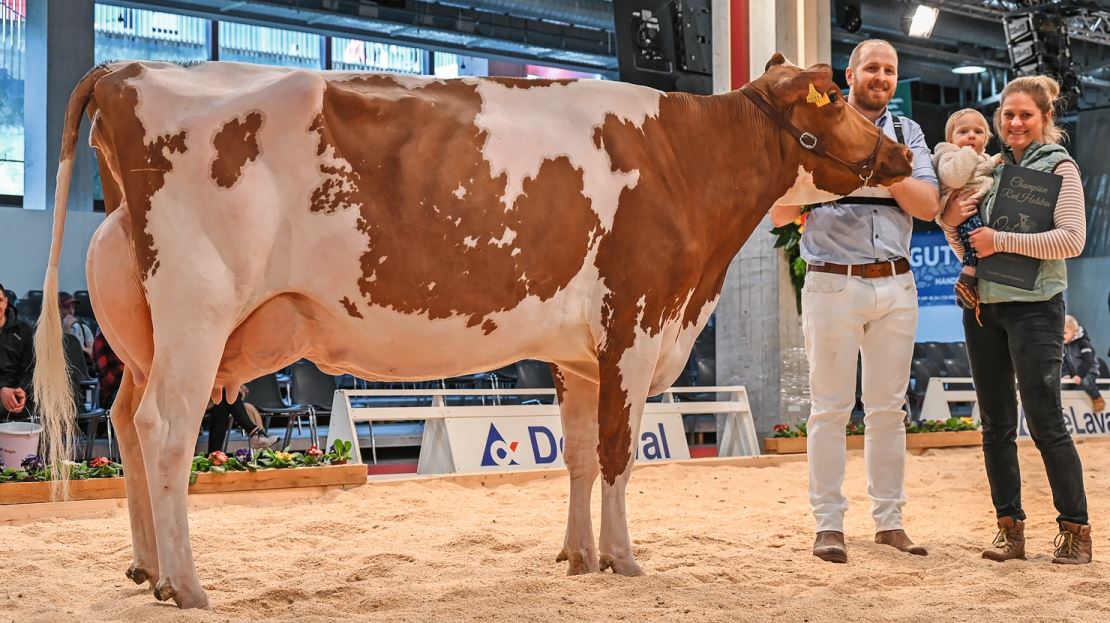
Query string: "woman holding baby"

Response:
xmin=936 ymin=76 xmax=1091 ymax=564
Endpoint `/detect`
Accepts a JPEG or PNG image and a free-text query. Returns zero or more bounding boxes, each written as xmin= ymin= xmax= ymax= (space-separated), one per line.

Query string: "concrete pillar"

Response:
xmin=713 ymin=0 xmax=829 ymax=437
xmin=24 ymin=0 xmax=95 ymax=212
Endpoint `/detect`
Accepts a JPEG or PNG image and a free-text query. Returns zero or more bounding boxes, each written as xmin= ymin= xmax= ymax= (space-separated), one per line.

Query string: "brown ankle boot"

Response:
xmin=982 ymin=517 xmax=1025 ymax=562
xmin=813 ymin=531 xmax=848 ymax=563
xmin=875 ymin=529 xmax=928 ymax=556
xmin=1052 ymin=521 xmax=1092 ymax=565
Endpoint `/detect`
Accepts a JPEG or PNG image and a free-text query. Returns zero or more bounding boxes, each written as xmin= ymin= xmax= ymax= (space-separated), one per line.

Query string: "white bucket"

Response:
xmin=0 ymin=421 xmax=43 ymax=468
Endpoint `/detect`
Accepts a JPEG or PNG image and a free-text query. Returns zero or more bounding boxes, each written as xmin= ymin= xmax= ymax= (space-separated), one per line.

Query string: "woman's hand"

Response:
xmin=940 ymin=191 xmax=979 ymax=229
xmin=968 ymin=227 xmax=998 ymax=258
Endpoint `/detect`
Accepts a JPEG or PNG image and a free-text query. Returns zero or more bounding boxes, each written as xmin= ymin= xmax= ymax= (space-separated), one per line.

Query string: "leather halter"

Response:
xmin=740 ymin=85 xmax=885 ymax=184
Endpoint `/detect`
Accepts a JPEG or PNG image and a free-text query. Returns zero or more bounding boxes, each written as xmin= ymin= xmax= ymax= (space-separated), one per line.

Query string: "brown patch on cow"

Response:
xmin=481 ymin=319 xmax=497 ymax=334
xmin=339 ymin=296 xmax=363 ymax=319
xmin=89 ymin=62 xmax=189 ymax=281
xmin=551 ymin=364 xmax=567 ymax=404
xmin=211 ymin=111 xmax=263 ymax=188
xmin=308 ymin=75 xmax=601 ymax=328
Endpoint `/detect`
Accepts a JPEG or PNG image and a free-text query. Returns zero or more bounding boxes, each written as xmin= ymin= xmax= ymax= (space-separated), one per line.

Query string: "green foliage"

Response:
xmin=771 ymin=417 xmax=979 ymax=438
xmin=770 ymin=207 xmax=813 ymax=314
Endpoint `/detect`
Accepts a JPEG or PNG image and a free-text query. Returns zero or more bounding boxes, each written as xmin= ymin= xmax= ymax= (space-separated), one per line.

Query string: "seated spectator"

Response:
xmin=59 ymin=292 xmax=95 ymax=367
xmin=0 ymin=283 xmax=34 ymax=421
xmin=206 ymin=389 xmax=279 ymax=454
xmin=92 ymin=329 xmax=124 ymax=409
xmin=1063 ymin=315 xmax=1105 ymax=413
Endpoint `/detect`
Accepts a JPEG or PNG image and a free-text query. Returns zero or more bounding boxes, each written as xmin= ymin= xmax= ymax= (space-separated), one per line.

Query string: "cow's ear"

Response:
xmin=773 ymin=64 xmax=835 ymax=103
xmin=764 ymin=53 xmax=788 ymax=71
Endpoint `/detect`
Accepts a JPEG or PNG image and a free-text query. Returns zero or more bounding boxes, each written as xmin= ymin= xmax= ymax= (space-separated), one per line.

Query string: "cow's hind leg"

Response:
xmin=134 ymin=335 xmax=227 ymax=609
xmin=552 ymin=365 xmax=601 ymax=575
xmin=596 ymin=342 xmax=659 ymax=576
xmin=111 ymin=368 xmax=159 ymax=588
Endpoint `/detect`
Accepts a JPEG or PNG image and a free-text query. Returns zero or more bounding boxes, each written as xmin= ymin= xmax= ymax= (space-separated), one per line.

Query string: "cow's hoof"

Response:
xmin=153 ymin=580 xmax=175 ymax=602
xmin=599 ymin=553 xmax=644 ymax=577
xmin=557 ymin=548 xmax=599 ymax=575
xmin=154 ymin=578 xmax=209 ymax=609
xmin=125 ymin=563 xmax=154 ymax=586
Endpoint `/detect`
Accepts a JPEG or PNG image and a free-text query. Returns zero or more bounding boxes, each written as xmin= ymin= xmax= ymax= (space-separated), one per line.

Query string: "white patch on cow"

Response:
xmin=473 ymin=80 xmax=660 ymax=231
xmin=773 ymin=165 xmax=843 ymax=206
xmin=427 ymin=282 xmax=436 ymax=290
xmin=511 ymin=248 xmax=521 ymax=257
xmin=378 ymin=256 xmax=388 ymax=264
xmin=489 ymin=227 xmax=516 ymax=247
xmin=453 ymin=184 xmax=466 ymax=199
xmin=462 ymin=236 xmax=478 ymax=248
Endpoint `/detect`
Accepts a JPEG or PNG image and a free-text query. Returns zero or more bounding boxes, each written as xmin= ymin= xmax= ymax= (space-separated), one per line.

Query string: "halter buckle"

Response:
xmin=798 ymin=132 xmax=818 ymax=150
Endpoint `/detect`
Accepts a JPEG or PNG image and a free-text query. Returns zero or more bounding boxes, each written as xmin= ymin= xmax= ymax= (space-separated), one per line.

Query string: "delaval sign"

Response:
xmin=447 ymin=412 xmax=690 ymax=473
xmin=1018 ymin=396 xmax=1110 ymax=438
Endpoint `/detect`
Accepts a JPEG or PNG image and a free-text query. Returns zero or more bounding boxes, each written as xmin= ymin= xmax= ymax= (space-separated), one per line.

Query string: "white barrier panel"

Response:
xmin=326 ymin=386 xmax=757 ymax=474
xmin=921 ymin=377 xmax=1109 ymax=439
xmin=920 ymin=377 xmax=979 ymax=422
xmin=440 ymin=411 xmax=687 ymax=473
xmin=1019 ymin=396 xmax=1110 ymax=439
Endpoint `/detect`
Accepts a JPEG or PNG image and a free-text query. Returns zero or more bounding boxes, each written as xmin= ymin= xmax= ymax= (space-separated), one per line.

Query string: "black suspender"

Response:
xmin=891 ymin=115 xmax=905 ymax=146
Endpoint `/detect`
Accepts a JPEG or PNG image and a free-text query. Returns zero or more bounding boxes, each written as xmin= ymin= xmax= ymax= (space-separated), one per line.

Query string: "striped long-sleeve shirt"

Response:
xmin=939 ymin=159 xmax=1086 ymax=260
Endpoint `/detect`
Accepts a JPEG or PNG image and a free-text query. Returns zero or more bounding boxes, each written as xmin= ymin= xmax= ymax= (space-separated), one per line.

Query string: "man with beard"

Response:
xmin=771 ymin=39 xmax=939 ymax=563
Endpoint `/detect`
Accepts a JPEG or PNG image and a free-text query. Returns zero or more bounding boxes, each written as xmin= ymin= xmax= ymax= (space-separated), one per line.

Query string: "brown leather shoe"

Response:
xmin=1094 ymin=396 xmax=1106 ymax=413
xmin=982 ymin=516 xmax=1025 ymax=562
xmin=875 ymin=529 xmax=928 ymax=556
xmin=813 ymin=531 xmax=847 ymax=563
xmin=1052 ymin=521 xmax=1092 ymax=565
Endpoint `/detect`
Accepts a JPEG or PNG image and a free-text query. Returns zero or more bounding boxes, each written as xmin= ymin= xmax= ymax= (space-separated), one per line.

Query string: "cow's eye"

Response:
xmin=827 ymin=92 xmax=838 ymax=103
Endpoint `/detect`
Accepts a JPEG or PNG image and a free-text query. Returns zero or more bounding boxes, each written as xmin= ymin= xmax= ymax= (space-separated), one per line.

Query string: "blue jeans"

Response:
xmin=964 ymin=294 xmax=1088 ymax=524
xmin=956 ymin=215 xmax=984 ymax=268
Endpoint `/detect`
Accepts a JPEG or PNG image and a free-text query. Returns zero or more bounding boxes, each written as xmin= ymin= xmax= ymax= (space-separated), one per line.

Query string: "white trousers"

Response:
xmin=802 ymin=270 xmax=918 ymax=533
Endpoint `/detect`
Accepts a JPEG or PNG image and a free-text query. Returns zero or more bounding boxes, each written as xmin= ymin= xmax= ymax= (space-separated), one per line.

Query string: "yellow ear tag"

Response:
xmin=806 ymin=83 xmax=831 ymax=107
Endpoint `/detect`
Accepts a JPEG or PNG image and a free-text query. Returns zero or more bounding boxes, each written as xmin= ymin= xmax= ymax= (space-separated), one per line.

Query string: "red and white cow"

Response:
xmin=34 ymin=53 xmax=911 ymax=608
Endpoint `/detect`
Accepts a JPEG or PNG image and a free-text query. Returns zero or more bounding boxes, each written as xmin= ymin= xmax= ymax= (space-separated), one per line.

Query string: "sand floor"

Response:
xmin=2 ymin=439 xmax=1109 ymax=622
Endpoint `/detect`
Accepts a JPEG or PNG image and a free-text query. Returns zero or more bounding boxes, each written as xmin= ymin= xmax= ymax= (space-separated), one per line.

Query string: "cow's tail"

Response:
xmin=34 ymin=64 xmax=111 ymax=499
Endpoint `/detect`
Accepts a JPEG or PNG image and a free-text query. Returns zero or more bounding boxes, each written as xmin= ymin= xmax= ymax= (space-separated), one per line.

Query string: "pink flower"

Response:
xmin=773 ymin=424 xmax=789 ymax=433
xmin=89 ymin=456 xmax=110 ymax=468
xmin=209 ymin=451 xmax=228 ymax=466
xmin=306 ymin=446 xmax=324 ymax=458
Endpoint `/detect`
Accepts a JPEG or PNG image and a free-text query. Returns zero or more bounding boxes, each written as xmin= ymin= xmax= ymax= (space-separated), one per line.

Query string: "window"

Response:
xmin=94 ymin=4 xmax=209 ymax=64
xmin=218 ymin=22 xmax=321 ymax=69
xmin=0 ymin=0 xmax=25 ymax=197
xmin=92 ymin=4 xmax=210 ymax=205
xmin=434 ymin=52 xmax=460 ymax=78
xmin=331 ymin=37 xmax=425 ymax=74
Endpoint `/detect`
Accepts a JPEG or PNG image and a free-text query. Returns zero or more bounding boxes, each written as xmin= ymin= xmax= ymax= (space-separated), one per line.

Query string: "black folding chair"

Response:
xmin=244 ymin=373 xmax=314 ymax=449
xmin=64 ymin=333 xmax=111 ymax=460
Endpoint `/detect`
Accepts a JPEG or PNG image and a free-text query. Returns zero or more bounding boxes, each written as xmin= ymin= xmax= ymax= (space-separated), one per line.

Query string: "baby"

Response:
xmin=931 ymin=108 xmax=1002 ymax=311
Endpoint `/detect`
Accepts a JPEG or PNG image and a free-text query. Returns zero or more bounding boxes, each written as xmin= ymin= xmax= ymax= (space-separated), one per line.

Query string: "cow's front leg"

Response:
xmin=596 ymin=339 xmax=659 ymax=576
xmin=552 ymin=364 xmax=601 ymax=575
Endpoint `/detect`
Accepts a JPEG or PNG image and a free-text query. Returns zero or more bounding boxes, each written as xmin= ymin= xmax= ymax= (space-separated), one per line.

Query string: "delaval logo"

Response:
xmin=479 ymin=421 xmax=675 ymax=468
xmin=480 ymin=424 xmax=521 ymax=467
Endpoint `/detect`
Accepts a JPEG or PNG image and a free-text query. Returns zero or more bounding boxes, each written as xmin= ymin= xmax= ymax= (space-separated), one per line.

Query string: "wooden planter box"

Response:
xmin=0 ymin=464 xmax=367 ymax=505
xmin=763 ymin=430 xmax=982 ymax=454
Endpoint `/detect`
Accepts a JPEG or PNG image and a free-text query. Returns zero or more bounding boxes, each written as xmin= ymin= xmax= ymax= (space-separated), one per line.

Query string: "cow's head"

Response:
xmin=750 ymin=53 xmax=913 ymax=202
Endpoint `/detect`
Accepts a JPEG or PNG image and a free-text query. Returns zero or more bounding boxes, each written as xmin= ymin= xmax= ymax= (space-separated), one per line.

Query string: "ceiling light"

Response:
xmin=951 ymin=64 xmax=986 ymax=75
xmin=906 ymin=5 xmax=939 ymax=38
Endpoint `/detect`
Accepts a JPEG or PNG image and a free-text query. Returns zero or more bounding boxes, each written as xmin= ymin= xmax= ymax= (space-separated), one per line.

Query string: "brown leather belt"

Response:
xmin=808 ymin=258 xmax=911 ymax=278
